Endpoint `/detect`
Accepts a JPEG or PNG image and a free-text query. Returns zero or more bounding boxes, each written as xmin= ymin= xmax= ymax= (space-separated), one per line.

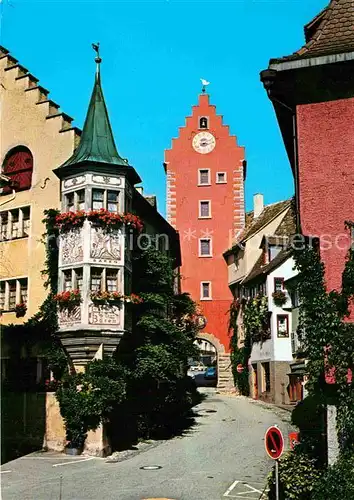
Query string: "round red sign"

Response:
xmin=236 ymin=364 xmax=244 ymax=374
xmin=265 ymin=426 xmax=284 ymax=460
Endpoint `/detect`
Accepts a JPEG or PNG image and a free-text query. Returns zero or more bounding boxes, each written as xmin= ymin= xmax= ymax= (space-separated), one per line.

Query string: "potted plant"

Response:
xmin=272 ymin=290 xmax=287 ymax=307
xmin=54 ymin=290 xmax=81 ymax=311
xmin=15 ymin=302 xmax=27 ymax=318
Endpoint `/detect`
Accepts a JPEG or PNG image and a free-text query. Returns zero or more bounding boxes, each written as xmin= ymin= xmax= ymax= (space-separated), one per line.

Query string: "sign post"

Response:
xmin=265 ymin=425 xmax=284 ymax=500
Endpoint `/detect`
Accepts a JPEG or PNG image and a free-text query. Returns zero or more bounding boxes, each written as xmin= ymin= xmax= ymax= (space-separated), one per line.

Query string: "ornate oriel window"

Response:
xmin=1 ymin=146 xmax=33 ymax=194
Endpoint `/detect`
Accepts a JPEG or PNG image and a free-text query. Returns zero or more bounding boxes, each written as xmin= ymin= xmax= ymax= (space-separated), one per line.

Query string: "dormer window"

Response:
xmin=199 ymin=116 xmax=209 ymax=129
xmin=269 ymin=245 xmax=282 ymax=261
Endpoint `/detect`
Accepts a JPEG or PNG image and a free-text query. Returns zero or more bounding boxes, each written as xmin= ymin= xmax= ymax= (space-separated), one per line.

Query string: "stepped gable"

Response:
xmin=0 ymin=45 xmax=82 ymax=144
xmin=271 ymin=0 xmax=354 ymax=63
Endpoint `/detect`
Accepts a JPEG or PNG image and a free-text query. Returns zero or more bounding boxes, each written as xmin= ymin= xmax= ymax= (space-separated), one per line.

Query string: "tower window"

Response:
xmin=92 ymin=190 xmax=105 ymax=210
xmin=198 ymin=169 xmax=210 ymax=186
xmin=63 ymin=270 xmax=73 ymax=291
xmin=77 ymin=190 xmax=85 ymax=211
xmin=106 ymin=269 xmax=119 ymax=292
xmin=199 ymin=200 xmax=211 ymax=218
xmin=200 ymin=281 xmax=212 ymax=300
xmin=199 ymin=238 xmax=212 ymax=257
xmin=107 ymin=191 xmax=120 ymax=213
xmin=216 ymin=172 xmax=227 ymax=184
xmin=199 ymin=117 xmax=209 ymax=129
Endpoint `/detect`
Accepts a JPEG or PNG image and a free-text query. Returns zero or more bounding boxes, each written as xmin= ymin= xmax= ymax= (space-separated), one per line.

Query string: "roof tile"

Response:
xmin=272 ymin=0 xmax=354 ymax=63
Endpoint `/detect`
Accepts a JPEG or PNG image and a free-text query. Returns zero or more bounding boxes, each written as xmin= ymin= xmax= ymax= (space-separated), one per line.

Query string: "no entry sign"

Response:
xmin=236 ymin=364 xmax=244 ymax=374
xmin=265 ymin=426 xmax=284 ymax=460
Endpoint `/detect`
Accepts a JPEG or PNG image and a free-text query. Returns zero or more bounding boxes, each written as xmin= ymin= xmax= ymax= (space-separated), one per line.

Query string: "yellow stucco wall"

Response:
xmin=0 ymin=51 xmax=78 ymax=324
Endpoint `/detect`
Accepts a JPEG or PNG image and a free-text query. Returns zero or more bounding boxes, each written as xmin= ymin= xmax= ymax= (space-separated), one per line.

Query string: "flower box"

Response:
xmin=54 ymin=290 xmax=82 ymax=311
xmin=54 ymin=209 xmax=143 ymax=233
xmin=55 ymin=211 xmax=86 ymax=232
xmin=90 ymin=291 xmax=124 ymax=306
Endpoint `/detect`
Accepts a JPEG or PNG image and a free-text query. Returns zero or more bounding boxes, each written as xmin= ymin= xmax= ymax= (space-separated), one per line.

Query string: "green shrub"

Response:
xmin=311 ymin=454 xmax=354 ymax=500
xmin=267 ymin=450 xmax=323 ymax=500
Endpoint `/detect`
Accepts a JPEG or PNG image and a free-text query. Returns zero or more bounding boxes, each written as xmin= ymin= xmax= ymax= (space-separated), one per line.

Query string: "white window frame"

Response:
xmin=198 ymin=116 xmax=209 ymax=130
xmin=0 ymin=277 xmax=28 ymax=311
xmin=199 ymin=200 xmax=211 ymax=219
xmin=65 ymin=190 xmax=86 ymax=212
xmin=199 ymin=238 xmax=212 ymax=257
xmin=216 ymin=171 xmax=227 ymax=184
xmin=0 ymin=206 xmax=31 ymax=241
xmin=89 ymin=267 xmax=120 ymax=293
xmin=91 ymin=189 xmax=121 ymax=213
xmin=200 ymin=281 xmax=212 ymax=300
xmin=198 ymin=169 xmax=211 ymax=186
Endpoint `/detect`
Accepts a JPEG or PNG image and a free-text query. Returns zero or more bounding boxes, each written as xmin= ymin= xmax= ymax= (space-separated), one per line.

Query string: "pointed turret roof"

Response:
xmin=55 ymin=46 xmax=141 ymax=184
xmin=271 ymin=0 xmax=354 ymax=63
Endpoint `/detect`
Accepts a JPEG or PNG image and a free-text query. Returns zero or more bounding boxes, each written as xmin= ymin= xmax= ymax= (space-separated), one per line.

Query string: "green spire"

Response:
xmin=61 ymin=43 xmax=127 ymax=168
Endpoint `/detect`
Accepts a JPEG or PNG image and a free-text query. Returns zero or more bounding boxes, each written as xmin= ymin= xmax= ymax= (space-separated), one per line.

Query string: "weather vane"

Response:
xmin=92 ymin=42 xmax=101 ymax=73
xmin=200 ymin=78 xmax=210 ymax=93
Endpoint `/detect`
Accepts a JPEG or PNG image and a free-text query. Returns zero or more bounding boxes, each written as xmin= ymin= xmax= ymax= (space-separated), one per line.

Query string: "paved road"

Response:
xmin=1 ymin=391 xmax=293 ymax=500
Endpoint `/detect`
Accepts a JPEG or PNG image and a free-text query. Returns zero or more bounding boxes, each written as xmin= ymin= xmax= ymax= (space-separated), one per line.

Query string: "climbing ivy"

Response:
xmin=229 ymin=295 xmax=269 ymax=395
xmin=293 ymin=231 xmax=354 ymax=456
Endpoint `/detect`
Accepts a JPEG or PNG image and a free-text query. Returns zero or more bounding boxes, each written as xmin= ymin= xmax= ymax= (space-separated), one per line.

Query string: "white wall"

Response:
xmin=267 ymin=257 xmax=297 ymax=361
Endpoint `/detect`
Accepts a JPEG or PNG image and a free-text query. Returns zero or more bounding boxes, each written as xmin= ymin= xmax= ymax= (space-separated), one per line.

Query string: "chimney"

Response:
xmin=253 ymin=193 xmax=264 ymax=218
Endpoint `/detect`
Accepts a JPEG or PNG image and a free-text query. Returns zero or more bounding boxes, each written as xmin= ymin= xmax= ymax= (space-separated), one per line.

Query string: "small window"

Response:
xmin=274 ymin=278 xmax=284 ymax=292
xmin=66 ymin=193 xmax=75 ymax=212
xmin=198 ymin=169 xmax=210 ymax=186
xmin=106 ymin=269 xmax=118 ymax=292
xmin=107 ymin=191 xmax=119 ymax=213
xmin=199 ymin=117 xmax=209 ymax=129
xmin=199 ymin=200 xmax=211 ymax=218
xmin=77 ymin=190 xmax=85 ymax=211
xmin=74 ymin=268 xmax=83 ymax=292
xmin=0 ymin=282 xmax=5 ymax=310
xmin=216 ymin=172 xmax=226 ymax=184
xmin=63 ymin=270 xmax=72 ymax=291
xmin=199 ymin=238 xmax=212 ymax=257
xmin=92 ymin=190 xmax=104 ymax=210
xmin=11 ymin=210 xmax=19 ymax=239
xmin=8 ymin=281 xmax=16 ymax=310
xmin=0 ymin=212 xmax=8 ymax=241
xmin=277 ymin=315 xmax=289 ymax=338
xmin=19 ymin=278 xmax=28 ymax=304
xmin=91 ymin=268 xmax=103 ymax=292
xmin=201 ymin=281 xmax=211 ymax=300
xmin=22 ymin=207 xmax=30 ymax=236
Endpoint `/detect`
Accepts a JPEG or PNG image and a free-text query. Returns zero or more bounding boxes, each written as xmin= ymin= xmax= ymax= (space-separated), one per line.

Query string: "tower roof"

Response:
xmin=271 ymin=0 xmax=354 ymax=63
xmin=55 ymin=46 xmax=141 ymax=183
xmin=61 ymin=53 xmax=126 ymax=168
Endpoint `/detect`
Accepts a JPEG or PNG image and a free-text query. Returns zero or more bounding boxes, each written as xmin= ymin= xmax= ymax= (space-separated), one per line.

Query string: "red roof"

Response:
xmin=271 ymin=0 xmax=354 ymax=63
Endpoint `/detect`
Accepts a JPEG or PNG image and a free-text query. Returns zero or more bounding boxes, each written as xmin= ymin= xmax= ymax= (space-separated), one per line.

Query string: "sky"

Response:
xmin=0 ymin=0 xmax=328 ymax=215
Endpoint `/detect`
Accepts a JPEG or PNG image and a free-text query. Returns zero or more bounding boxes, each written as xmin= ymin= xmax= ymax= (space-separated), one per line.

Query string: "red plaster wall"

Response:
xmin=165 ymin=94 xmax=245 ymax=352
xmin=297 ymin=98 xmax=354 ymax=292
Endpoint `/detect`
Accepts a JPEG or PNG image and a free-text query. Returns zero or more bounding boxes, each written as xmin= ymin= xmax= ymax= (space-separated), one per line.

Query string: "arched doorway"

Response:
xmin=191 ymin=332 xmax=234 ymax=392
